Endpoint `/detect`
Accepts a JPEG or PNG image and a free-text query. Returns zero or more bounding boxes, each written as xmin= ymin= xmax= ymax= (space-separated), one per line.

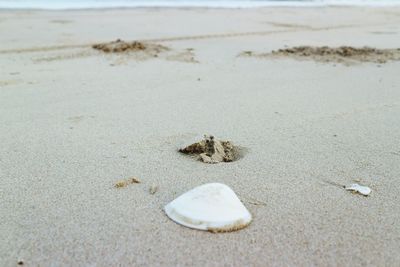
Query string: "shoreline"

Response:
xmin=1 ymin=3 xmax=400 ymax=11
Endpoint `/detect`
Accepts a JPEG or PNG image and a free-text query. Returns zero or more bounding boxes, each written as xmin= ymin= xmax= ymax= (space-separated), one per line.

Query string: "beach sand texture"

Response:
xmin=1 ymin=7 xmax=400 ymax=266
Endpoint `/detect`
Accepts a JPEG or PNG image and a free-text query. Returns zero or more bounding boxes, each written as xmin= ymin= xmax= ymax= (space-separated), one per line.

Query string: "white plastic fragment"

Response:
xmin=164 ymin=183 xmax=252 ymax=232
xmin=345 ymin=183 xmax=371 ymax=196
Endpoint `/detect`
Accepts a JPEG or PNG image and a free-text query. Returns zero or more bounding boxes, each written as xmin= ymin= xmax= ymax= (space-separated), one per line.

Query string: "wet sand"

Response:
xmin=1 ymin=6 xmax=400 ymax=266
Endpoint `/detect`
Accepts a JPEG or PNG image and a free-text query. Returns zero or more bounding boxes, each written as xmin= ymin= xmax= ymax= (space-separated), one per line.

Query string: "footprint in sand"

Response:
xmin=166 ymin=48 xmax=199 ymax=63
xmin=370 ymin=31 xmax=398 ymax=35
xmin=67 ymin=115 xmax=95 ymax=123
xmin=0 ymin=80 xmax=23 ymax=87
xmin=50 ymin=20 xmax=73 ymax=24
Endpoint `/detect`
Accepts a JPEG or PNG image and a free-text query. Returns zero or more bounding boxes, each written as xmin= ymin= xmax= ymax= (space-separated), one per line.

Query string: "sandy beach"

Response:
xmin=1 ymin=6 xmax=400 ymax=266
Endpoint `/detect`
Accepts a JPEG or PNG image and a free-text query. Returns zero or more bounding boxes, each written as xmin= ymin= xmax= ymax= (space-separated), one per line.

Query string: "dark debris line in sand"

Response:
xmin=240 ymin=46 xmax=400 ymax=64
xmin=179 ymin=135 xmax=240 ymax=164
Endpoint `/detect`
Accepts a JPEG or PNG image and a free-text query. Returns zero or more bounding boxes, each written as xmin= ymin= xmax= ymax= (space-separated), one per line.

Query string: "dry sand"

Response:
xmin=1 ymin=6 xmax=400 ymax=267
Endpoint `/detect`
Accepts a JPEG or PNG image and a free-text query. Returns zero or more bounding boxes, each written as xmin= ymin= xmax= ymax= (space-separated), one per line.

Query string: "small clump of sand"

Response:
xmin=92 ymin=39 xmax=169 ymax=55
xmin=114 ymin=177 xmax=140 ymax=188
xmin=241 ymin=46 xmax=400 ymax=64
xmin=179 ymin=135 xmax=240 ymax=164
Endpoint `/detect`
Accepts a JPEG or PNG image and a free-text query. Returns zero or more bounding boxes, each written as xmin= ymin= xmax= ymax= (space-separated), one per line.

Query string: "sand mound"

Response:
xmin=179 ymin=135 xmax=240 ymax=163
xmin=92 ymin=39 xmax=168 ymax=54
xmin=92 ymin=39 xmax=200 ymax=63
xmin=242 ymin=46 xmax=400 ymax=64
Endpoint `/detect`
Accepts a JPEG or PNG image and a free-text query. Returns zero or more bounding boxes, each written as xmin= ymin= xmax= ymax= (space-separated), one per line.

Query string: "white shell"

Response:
xmin=345 ymin=183 xmax=372 ymax=196
xmin=164 ymin=183 xmax=252 ymax=232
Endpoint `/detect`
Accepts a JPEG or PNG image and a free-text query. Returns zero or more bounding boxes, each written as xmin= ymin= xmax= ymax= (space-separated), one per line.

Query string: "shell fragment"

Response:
xmin=345 ymin=183 xmax=372 ymax=196
xmin=164 ymin=183 xmax=252 ymax=232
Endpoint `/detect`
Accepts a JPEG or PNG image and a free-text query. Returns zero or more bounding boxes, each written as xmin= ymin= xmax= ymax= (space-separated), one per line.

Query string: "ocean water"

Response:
xmin=0 ymin=0 xmax=399 ymax=9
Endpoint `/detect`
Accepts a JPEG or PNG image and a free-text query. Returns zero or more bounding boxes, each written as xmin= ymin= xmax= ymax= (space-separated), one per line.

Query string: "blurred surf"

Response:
xmin=1 ymin=0 xmax=400 ymax=9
